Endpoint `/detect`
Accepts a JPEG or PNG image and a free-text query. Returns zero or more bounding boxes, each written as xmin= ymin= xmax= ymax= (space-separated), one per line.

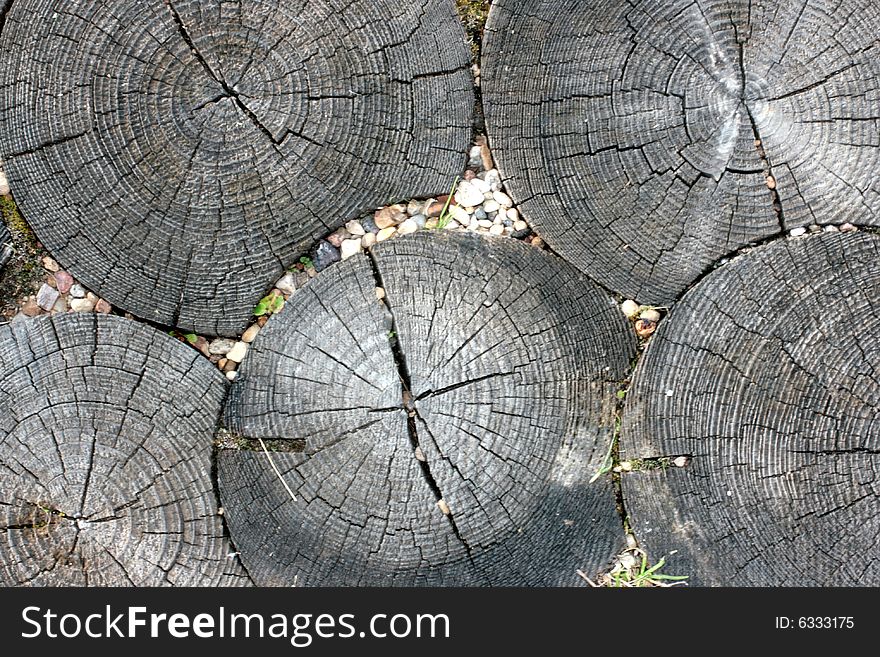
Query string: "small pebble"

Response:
xmin=374 ymin=205 xmax=405 ymax=229
xmin=448 ymin=205 xmax=470 ymax=225
xmin=375 ymin=287 xmax=385 ymax=301
xmin=823 ymin=225 xmax=839 ymax=233
xmin=95 ymin=299 xmax=111 ymax=314
xmin=507 ymin=208 xmax=520 ymax=222
xmin=69 ymin=298 xmax=94 ymax=313
xmin=483 ymin=200 xmax=500 ymax=213
xmin=437 ymin=499 xmax=451 ymax=515
xmin=407 ymin=199 xmax=423 ymax=216
xmin=474 ymin=208 xmax=488 ymax=221
xmin=345 ymin=220 xmax=365 ymax=236
xmin=361 ymin=215 xmax=379 ymax=233
xmin=222 ymin=359 xmax=238 ymax=373
xmin=462 ymin=169 xmax=476 ymax=181
xmin=840 ymin=223 xmax=857 ymax=233
xmin=226 ymin=341 xmax=249 ymax=364
xmin=620 ymin=461 xmax=633 ymax=472
xmin=414 ymin=446 xmax=426 ymax=462
xmin=55 ymin=271 xmax=73 ymax=294
xmin=22 ymin=298 xmax=41 ymax=317
xmin=226 ymin=371 xmax=238 ymax=382
xmin=376 ymin=227 xmax=396 ymax=242
xmin=483 ymin=169 xmax=502 ymax=190
xmin=36 ymin=284 xmax=59 ymax=311
xmin=766 ymin=175 xmax=776 ymax=190
xmin=470 ymin=178 xmax=491 ymax=194
xmin=69 ymin=284 xmax=86 ymax=299
xmin=493 ymin=191 xmax=513 ymax=207
xmin=42 ymin=256 xmax=60 ymax=273
xmin=513 ymin=220 xmax=528 ymax=231
xmin=396 ymin=218 xmax=419 ymax=236
xmin=218 ymin=358 xmax=228 ymax=370
xmin=808 ymin=224 xmax=823 ymax=234
xmin=467 ymin=218 xmax=479 ymax=231
xmin=275 ymin=273 xmax=296 ymax=296
xmin=480 ymin=140 xmax=494 ymax=171
xmin=635 ymin=318 xmax=657 ymax=338
xmin=789 ymin=227 xmax=807 ymax=237
xmin=362 ymin=232 xmax=377 ymax=248
xmin=0 ymin=171 xmax=9 ymax=196
xmin=313 ymin=240 xmax=341 ymax=271
xmin=242 ymin=324 xmax=261 ymax=343
xmin=468 ymin=145 xmax=482 ymax=168
xmin=477 ymin=219 xmax=493 ymax=229
xmin=340 ymin=237 xmax=363 ymax=260
xmin=326 ymin=228 xmax=348 ymax=248
xmin=52 ymin=297 xmax=68 ymax=313
xmin=531 ymin=237 xmax=545 ymax=249
xmin=412 ymin=213 xmax=427 ymax=228
xmin=209 ymin=338 xmax=236 ymax=356
xmin=454 ymin=180 xmax=485 ymax=207
xmin=639 ymin=308 xmax=661 ymax=323
xmin=426 ymin=201 xmax=445 ymax=217
xmin=673 ymin=456 xmax=689 ymax=468
xmin=86 ymin=292 xmax=98 ymax=304
xmin=489 ymin=224 xmax=504 ymax=236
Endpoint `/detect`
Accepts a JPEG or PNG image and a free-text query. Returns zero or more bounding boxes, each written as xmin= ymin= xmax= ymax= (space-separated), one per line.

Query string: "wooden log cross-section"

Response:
xmin=0 ymin=314 xmax=248 ymax=586
xmin=483 ymin=0 xmax=880 ymax=305
xmin=621 ymin=232 xmax=880 ymax=586
xmin=0 ymin=0 xmax=474 ymax=336
xmin=220 ymin=232 xmax=636 ymax=586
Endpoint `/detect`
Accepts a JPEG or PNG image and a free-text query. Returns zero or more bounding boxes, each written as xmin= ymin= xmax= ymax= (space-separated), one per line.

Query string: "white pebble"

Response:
xmin=242 ymin=324 xmax=261 ymax=343
xmin=376 ymin=227 xmax=396 ymax=242
xmin=340 ymin=237 xmax=363 ymax=260
xmin=489 ymin=224 xmax=504 ymax=236
xmin=789 ymin=227 xmax=807 ymax=237
xmin=470 ymin=178 xmax=491 ymax=194
xmin=477 ymin=219 xmax=493 ymax=229
xmin=226 ymin=341 xmax=249 ymax=364
xmin=449 ymin=205 xmax=471 ymax=225
xmin=225 ymin=371 xmax=238 ymax=382
xmin=345 ymin=220 xmax=365 ymax=236
xmin=69 ymin=298 xmax=94 ymax=313
xmin=513 ymin=220 xmax=528 ymax=231
xmin=454 ymin=181 xmax=485 ymax=208
xmin=493 ymin=191 xmax=512 ymax=207
xmin=396 ymin=219 xmax=419 ymax=236
xmin=482 ymin=200 xmax=500 ymax=213
xmin=620 ymin=299 xmax=640 ymax=319
xmin=665 ymin=389 xmax=674 ymax=397
xmin=506 ymin=208 xmax=520 ymax=222
xmin=275 ymin=273 xmax=296 ymax=296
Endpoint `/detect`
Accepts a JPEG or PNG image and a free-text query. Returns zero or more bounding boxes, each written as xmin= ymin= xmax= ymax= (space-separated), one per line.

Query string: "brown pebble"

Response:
xmin=222 ymin=359 xmax=238 ymax=373
xmin=257 ymin=315 xmax=269 ymax=327
xmin=635 ymin=319 xmax=657 ymax=338
xmin=414 ymin=446 xmax=426 ymax=462
xmin=218 ymin=358 xmax=228 ymax=370
xmin=41 ymin=256 xmax=60 ymax=273
xmin=766 ymin=175 xmax=776 ymax=190
xmin=480 ymin=141 xmax=494 ymax=171
xmin=46 ymin=274 xmax=57 ymax=289
xmin=437 ymin=499 xmax=451 ymax=515
xmin=95 ymin=299 xmax=111 ymax=314
xmin=426 ymin=201 xmax=445 ymax=217
xmin=21 ymin=298 xmax=42 ymax=317
xmin=531 ymin=237 xmax=545 ymax=249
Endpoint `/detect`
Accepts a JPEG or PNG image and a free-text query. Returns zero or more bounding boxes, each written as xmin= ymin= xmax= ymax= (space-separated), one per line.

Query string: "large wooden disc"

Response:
xmin=0 ymin=314 xmax=248 ymax=586
xmin=0 ymin=0 xmax=473 ymax=335
xmin=483 ymin=0 xmax=880 ymax=303
xmin=220 ymin=232 xmax=636 ymax=586
xmin=621 ymin=232 xmax=880 ymax=586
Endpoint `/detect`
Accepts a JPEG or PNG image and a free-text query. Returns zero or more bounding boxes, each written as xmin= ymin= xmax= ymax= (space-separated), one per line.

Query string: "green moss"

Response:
xmin=455 ymin=0 xmax=490 ymax=59
xmin=0 ymin=195 xmax=46 ymax=317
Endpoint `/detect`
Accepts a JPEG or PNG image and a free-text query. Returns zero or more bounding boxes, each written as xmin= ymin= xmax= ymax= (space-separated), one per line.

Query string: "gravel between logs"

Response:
xmin=483 ymin=0 xmax=880 ymax=305
xmin=620 ymin=232 xmax=880 ymax=586
xmin=0 ymin=0 xmax=473 ymax=336
xmin=0 ymin=314 xmax=248 ymax=586
xmin=220 ymin=232 xmax=636 ymax=586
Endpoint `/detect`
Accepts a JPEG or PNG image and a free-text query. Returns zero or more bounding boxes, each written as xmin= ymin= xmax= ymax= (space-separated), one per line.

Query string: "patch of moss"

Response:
xmin=455 ymin=0 xmax=490 ymax=60
xmin=0 ymin=195 xmax=46 ymax=317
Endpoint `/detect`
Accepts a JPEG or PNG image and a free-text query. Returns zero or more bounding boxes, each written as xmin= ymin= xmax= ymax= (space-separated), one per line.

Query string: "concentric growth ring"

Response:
xmin=219 ymin=232 xmax=636 ymax=586
xmin=621 ymin=231 xmax=880 ymax=586
xmin=0 ymin=314 xmax=247 ymax=586
xmin=0 ymin=0 xmax=473 ymax=335
xmin=483 ymin=0 xmax=880 ymax=303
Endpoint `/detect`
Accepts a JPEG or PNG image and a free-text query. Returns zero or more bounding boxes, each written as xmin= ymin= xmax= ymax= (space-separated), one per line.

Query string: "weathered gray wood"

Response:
xmin=482 ymin=0 xmax=880 ymax=304
xmin=0 ymin=314 xmax=249 ymax=586
xmin=221 ymin=232 xmax=636 ymax=586
xmin=0 ymin=0 xmax=473 ymax=335
xmin=0 ymin=223 xmax=9 ymax=272
xmin=621 ymin=232 xmax=880 ymax=586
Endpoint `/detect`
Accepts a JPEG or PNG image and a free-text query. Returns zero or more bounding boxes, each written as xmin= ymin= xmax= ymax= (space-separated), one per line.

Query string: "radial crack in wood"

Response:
xmin=221 ymin=232 xmax=636 ymax=586
xmin=620 ymin=231 xmax=880 ymax=586
xmin=0 ymin=314 xmax=248 ymax=586
xmin=0 ymin=0 xmax=473 ymax=335
xmin=482 ymin=0 xmax=880 ymax=304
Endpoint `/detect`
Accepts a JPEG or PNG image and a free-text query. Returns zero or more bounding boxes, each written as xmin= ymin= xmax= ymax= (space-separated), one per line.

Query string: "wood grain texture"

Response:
xmin=0 ymin=0 xmax=473 ymax=335
xmin=0 ymin=314 xmax=249 ymax=586
xmin=0 ymin=223 xmax=9 ymax=272
xmin=482 ymin=0 xmax=880 ymax=304
xmin=620 ymin=232 xmax=880 ymax=586
xmin=221 ymin=232 xmax=636 ymax=586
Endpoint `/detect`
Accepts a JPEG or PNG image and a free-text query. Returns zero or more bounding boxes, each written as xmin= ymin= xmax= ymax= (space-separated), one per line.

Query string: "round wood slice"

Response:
xmin=482 ymin=0 xmax=880 ymax=304
xmin=0 ymin=0 xmax=473 ymax=335
xmin=220 ymin=232 xmax=636 ymax=586
xmin=0 ymin=314 xmax=248 ymax=586
xmin=621 ymin=231 xmax=880 ymax=586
